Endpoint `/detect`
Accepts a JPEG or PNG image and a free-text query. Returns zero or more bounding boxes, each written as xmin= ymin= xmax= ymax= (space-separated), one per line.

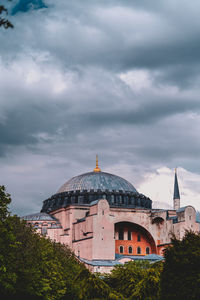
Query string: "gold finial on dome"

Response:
xmin=93 ymin=154 xmax=101 ymax=172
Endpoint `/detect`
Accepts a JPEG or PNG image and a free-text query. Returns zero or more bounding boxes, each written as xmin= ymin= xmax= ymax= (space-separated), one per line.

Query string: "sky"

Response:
xmin=1 ymin=0 xmax=200 ymax=216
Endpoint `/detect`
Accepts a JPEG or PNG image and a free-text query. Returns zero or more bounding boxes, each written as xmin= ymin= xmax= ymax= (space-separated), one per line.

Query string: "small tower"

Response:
xmin=93 ymin=155 xmax=101 ymax=173
xmin=173 ymin=168 xmax=180 ymax=210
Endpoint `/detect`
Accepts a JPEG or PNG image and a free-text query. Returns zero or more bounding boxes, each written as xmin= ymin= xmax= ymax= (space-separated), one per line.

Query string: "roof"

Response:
xmin=115 ymin=254 xmax=164 ymax=262
xmin=90 ymin=199 xmax=99 ymax=206
xmin=80 ymin=254 xmax=164 ymax=267
xmin=80 ymin=258 xmax=122 ymax=266
xmin=22 ymin=212 xmax=58 ymax=221
xmin=173 ymin=171 xmax=180 ymax=199
xmin=57 ymin=171 xmax=137 ymax=194
xmin=177 ymin=206 xmax=187 ymax=213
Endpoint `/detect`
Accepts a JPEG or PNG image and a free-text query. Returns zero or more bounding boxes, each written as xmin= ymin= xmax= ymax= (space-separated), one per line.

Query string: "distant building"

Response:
xmin=23 ymin=157 xmax=199 ymax=273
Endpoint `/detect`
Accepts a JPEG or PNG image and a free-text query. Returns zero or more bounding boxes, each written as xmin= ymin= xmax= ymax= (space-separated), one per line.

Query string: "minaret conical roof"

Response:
xmin=173 ymin=169 xmax=180 ymax=199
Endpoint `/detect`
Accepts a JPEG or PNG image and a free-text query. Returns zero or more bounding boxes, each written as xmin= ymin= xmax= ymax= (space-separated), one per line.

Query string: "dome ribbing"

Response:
xmin=57 ymin=171 xmax=137 ymax=194
xmin=41 ymin=170 xmax=152 ymax=213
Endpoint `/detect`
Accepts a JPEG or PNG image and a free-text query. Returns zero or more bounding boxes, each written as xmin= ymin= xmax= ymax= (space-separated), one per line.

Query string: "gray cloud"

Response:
xmin=1 ymin=0 xmax=200 ymax=215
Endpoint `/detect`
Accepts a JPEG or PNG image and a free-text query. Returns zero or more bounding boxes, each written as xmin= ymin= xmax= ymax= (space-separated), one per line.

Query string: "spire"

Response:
xmin=93 ymin=155 xmax=101 ymax=172
xmin=173 ymin=168 xmax=180 ymax=210
xmin=173 ymin=168 xmax=180 ymax=199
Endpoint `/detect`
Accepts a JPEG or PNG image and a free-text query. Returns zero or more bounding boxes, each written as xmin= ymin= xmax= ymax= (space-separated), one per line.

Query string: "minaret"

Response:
xmin=173 ymin=168 xmax=180 ymax=210
xmin=93 ymin=155 xmax=101 ymax=172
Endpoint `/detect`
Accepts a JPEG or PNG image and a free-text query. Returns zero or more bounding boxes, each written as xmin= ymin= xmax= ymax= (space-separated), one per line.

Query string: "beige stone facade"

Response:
xmin=23 ymin=168 xmax=199 ymax=273
xmin=25 ymin=199 xmax=198 ymax=273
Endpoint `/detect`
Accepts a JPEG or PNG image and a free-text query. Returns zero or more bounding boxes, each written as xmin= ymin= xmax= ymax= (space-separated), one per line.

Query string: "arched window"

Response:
xmin=146 ymin=247 xmax=150 ymax=254
xmin=42 ymin=222 xmax=48 ymax=226
xmin=128 ymin=246 xmax=133 ymax=254
xmin=51 ymin=222 xmax=57 ymax=228
xmin=137 ymin=234 xmax=141 ymax=242
xmin=137 ymin=247 xmax=141 ymax=254
xmin=119 ymin=246 xmax=124 ymax=254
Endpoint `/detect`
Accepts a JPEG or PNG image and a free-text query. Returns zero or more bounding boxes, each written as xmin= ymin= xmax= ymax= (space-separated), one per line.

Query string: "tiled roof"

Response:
xmin=57 ymin=171 xmax=137 ymax=193
xmin=177 ymin=206 xmax=187 ymax=213
xmin=80 ymin=254 xmax=164 ymax=267
xmin=80 ymin=258 xmax=122 ymax=266
xmin=22 ymin=212 xmax=58 ymax=221
xmin=115 ymin=253 xmax=164 ymax=261
xmin=90 ymin=200 xmax=99 ymax=206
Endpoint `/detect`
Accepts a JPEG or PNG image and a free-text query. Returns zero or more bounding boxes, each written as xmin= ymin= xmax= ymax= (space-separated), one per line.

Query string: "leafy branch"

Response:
xmin=0 ymin=4 xmax=14 ymax=28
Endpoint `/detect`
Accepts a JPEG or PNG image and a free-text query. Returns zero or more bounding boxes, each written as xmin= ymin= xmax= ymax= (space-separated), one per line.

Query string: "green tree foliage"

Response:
xmin=70 ymin=268 xmax=122 ymax=300
xmin=0 ymin=186 xmax=86 ymax=299
xmin=104 ymin=260 xmax=162 ymax=300
xmin=161 ymin=231 xmax=200 ymax=300
xmin=0 ymin=1 xmax=14 ymax=28
xmin=0 ymin=185 xmax=123 ymax=300
xmin=0 ymin=185 xmax=11 ymax=219
xmin=8 ymin=216 xmax=85 ymax=299
xmin=2 ymin=185 xmax=200 ymax=300
xmin=131 ymin=262 xmax=162 ymax=300
xmin=0 ymin=186 xmax=17 ymax=294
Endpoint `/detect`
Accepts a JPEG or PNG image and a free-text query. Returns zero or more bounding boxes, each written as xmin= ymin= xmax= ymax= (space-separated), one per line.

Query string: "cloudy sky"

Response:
xmin=1 ymin=0 xmax=200 ymax=216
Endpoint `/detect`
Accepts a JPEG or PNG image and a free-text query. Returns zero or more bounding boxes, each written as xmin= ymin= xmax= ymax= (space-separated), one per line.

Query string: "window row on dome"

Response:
xmin=42 ymin=191 xmax=152 ymax=213
xmin=27 ymin=221 xmax=61 ymax=229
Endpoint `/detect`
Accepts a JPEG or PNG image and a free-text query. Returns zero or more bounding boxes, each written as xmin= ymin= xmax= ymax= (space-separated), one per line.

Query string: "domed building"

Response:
xmin=23 ymin=157 xmax=199 ymax=273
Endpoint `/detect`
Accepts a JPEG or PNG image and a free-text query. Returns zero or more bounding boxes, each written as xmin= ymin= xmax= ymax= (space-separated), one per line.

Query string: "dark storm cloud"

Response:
xmin=1 ymin=0 xmax=200 ymax=214
xmin=2 ymin=0 xmax=200 ymax=84
xmin=84 ymin=97 xmax=200 ymax=127
xmin=0 ymin=102 xmax=59 ymax=146
xmin=0 ymin=63 xmax=199 ymax=157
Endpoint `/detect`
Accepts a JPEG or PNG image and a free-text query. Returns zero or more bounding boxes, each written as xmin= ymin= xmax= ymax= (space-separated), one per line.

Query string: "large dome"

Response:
xmin=57 ymin=171 xmax=137 ymax=194
xmin=41 ymin=164 xmax=152 ymax=213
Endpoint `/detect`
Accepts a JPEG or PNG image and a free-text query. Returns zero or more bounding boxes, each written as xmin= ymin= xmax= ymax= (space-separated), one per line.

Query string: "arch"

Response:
xmin=128 ymin=246 xmax=133 ymax=254
xmin=137 ymin=246 xmax=141 ymax=254
xmin=152 ymin=217 xmax=164 ymax=225
xmin=115 ymin=221 xmax=157 ymax=256
xmin=146 ymin=247 xmax=150 ymax=254
xmin=119 ymin=245 xmax=124 ymax=254
xmin=42 ymin=222 xmax=48 ymax=226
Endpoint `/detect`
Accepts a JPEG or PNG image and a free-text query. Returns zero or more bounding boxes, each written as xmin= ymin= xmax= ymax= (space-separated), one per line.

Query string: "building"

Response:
xmin=23 ymin=158 xmax=199 ymax=273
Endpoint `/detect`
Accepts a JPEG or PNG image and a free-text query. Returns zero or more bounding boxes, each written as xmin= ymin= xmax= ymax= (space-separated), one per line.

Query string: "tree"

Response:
xmin=131 ymin=262 xmax=162 ymax=300
xmin=104 ymin=260 xmax=162 ymax=300
xmin=0 ymin=186 xmax=87 ymax=299
xmin=0 ymin=186 xmax=17 ymax=294
xmin=161 ymin=231 xmax=200 ymax=300
xmin=0 ymin=185 xmax=12 ymax=219
xmin=0 ymin=1 xmax=14 ymax=28
xmin=71 ymin=269 xmax=122 ymax=300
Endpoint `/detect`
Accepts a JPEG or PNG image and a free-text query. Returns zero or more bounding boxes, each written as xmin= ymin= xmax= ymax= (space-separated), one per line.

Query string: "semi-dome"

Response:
xmin=57 ymin=171 xmax=137 ymax=194
xmin=41 ymin=158 xmax=152 ymax=213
